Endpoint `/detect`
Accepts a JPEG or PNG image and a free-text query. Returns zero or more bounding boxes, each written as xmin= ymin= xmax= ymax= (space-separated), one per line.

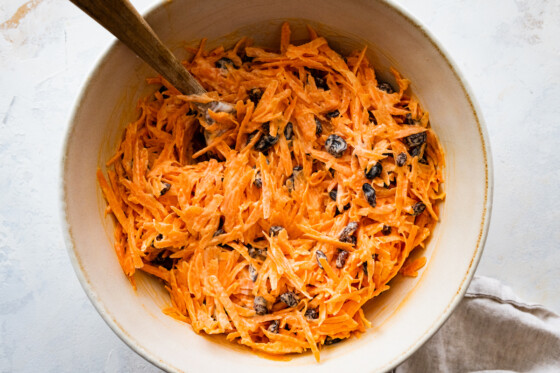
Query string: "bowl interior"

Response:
xmin=63 ymin=0 xmax=490 ymax=372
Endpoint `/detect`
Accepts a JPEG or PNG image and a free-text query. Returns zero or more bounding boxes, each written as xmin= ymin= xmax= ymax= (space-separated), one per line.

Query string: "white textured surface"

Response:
xmin=0 ymin=0 xmax=558 ymax=372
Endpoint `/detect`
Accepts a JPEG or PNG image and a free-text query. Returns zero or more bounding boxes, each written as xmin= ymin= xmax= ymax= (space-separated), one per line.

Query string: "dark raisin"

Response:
xmin=269 ymin=226 xmax=284 ymax=237
xmin=254 ymin=171 xmax=262 ymax=188
xmin=368 ymin=110 xmax=378 ymax=125
xmin=315 ymin=117 xmax=323 ymax=136
xmin=241 ymin=53 xmax=254 ymax=64
xmin=247 ymin=129 xmax=259 ymax=145
xmin=284 ymin=122 xmax=293 ymax=140
xmin=339 ymin=222 xmax=359 ymax=243
xmin=267 ymin=320 xmax=279 ymax=333
xmin=254 ymin=134 xmax=279 ymax=152
xmin=405 ymin=113 xmax=420 ymax=126
xmin=412 ymin=201 xmax=426 ymax=216
xmin=286 ymin=166 xmax=302 ymax=192
xmin=329 ymin=189 xmax=337 ymax=201
xmin=336 ymin=249 xmax=349 ymax=268
xmin=365 ymin=162 xmax=382 ymax=180
xmin=160 ymin=182 xmax=171 ymax=196
xmin=396 ymin=152 xmax=407 ymax=167
xmin=409 ymin=144 xmax=425 ymax=158
xmin=215 ymin=57 xmax=235 ymax=69
xmin=362 ymin=261 xmax=368 ymax=276
xmin=249 ymin=264 xmax=258 ymax=282
xmin=362 ymin=183 xmax=376 ymax=207
xmin=186 ymin=108 xmax=197 ymax=116
xmin=325 ymin=109 xmax=340 ymax=119
xmin=152 ymin=252 xmax=174 ymax=270
xmin=247 ymin=244 xmax=267 ymax=261
xmin=156 ymin=234 xmax=163 ymax=241
xmin=378 ymin=82 xmax=395 ymax=94
xmin=157 ymin=86 xmax=167 ymax=95
xmin=254 ymin=296 xmax=268 ymax=315
xmin=324 ymin=336 xmax=342 ymax=345
xmin=314 ymin=76 xmax=329 ymax=90
xmin=381 ymin=225 xmax=392 ymax=235
xmin=279 ymin=291 xmax=299 ymax=308
xmin=334 ymin=203 xmax=351 ymax=216
xmin=305 ymin=308 xmax=319 ymax=320
xmin=316 ymin=250 xmax=327 ymax=269
xmin=403 ymin=132 xmax=427 ymax=147
xmin=247 ymin=88 xmax=263 ymax=105
xmin=325 ymin=134 xmax=347 ymax=158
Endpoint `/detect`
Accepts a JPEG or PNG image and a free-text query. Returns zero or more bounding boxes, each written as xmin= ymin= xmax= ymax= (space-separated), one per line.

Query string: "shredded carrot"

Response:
xmin=97 ymin=23 xmax=445 ymax=361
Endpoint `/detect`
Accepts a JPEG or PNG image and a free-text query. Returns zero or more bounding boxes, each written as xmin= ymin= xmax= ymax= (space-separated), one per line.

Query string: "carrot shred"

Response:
xmin=98 ymin=22 xmax=445 ymax=361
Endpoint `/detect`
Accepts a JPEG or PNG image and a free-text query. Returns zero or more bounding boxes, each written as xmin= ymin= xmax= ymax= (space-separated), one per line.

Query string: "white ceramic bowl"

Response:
xmin=62 ymin=0 xmax=492 ymax=371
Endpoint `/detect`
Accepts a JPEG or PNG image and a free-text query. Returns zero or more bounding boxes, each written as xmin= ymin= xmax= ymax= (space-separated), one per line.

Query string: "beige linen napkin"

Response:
xmin=395 ymin=276 xmax=560 ymax=373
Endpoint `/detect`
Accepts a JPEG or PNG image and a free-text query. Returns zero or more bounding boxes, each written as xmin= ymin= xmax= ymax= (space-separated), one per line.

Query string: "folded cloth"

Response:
xmin=395 ymin=276 xmax=560 ymax=373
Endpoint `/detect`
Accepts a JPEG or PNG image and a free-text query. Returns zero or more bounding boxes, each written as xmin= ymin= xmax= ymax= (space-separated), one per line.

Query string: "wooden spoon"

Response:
xmin=69 ymin=0 xmax=234 ymax=118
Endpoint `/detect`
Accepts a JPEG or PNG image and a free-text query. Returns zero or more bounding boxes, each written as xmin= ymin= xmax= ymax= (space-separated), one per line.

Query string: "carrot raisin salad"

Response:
xmin=97 ymin=23 xmax=445 ymax=361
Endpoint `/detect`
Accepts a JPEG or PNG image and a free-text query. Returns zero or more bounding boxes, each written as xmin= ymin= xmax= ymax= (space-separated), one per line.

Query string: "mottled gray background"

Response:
xmin=0 ymin=0 xmax=559 ymax=372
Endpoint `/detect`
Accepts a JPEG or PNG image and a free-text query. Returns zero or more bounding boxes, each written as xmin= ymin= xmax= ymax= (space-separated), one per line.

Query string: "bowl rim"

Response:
xmin=60 ymin=0 xmax=494 ymax=371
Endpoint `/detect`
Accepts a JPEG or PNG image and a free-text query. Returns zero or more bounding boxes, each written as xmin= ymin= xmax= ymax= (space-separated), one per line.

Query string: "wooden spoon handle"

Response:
xmin=70 ymin=0 xmax=206 ymax=95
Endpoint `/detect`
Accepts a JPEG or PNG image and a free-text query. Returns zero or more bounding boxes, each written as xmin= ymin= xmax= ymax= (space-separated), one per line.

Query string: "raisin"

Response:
xmin=405 ymin=113 xmax=420 ymax=126
xmin=362 ymin=261 xmax=368 ymax=276
xmin=305 ymin=308 xmax=319 ymax=320
xmin=336 ymin=249 xmax=349 ymax=268
xmin=152 ymin=252 xmax=174 ymax=270
xmin=396 ymin=152 xmax=407 ymax=167
xmin=381 ymin=225 xmax=392 ymax=235
xmin=156 ymin=234 xmax=163 ymax=241
xmin=365 ymin=162 xmax=382 ymax=179
xmin=307 ymin=69 xmax=330 ymax=90
xmin=334 ymin=203 xmax=351 ymax=216
xmin=368 ymin=110 xmax=378 ymax=125
xmin=254 ymin=134 xmax=279 ymax=152
xmin=215 ymin=57 xmax=235 ymax=69
xmin=254 ymin=296 xmax=268 ymax=315
xmin=339 ymin=222 xmax=358 ymax=243
xmin=325 ymin=134 xmax=347 ymax=158
xmin=160 ymin=182 xmax=171 ymax=196
xmin=329 ymin=189 xmax=337 ymax=201
xmin=362 ymin=183 xmax=376 ymax=207
xmin=247 ymin=88 xmax=263 ymax=105
xmin=186 ymin=108 xmax=197 ymax=116
xmin=412 ymin=201 xmax=426 ymax=216
xmin=378 ymin=82 xmax=395 ymax=94
xmin=284 ymin=122 xmax=293 ymax=140
xmin=314 ymin=76 xmax=329 ymax=90
xmin=247 ymin=244 xmax=267 ymax=261
xmin=249 ymin=264 xmax=258 ymax=282
xmin=328 ymin=167 xmax=335 ymax=177
xmin=246 ymin=129 xmax=259 ymax=145
xmin=254 ymin=171 xmax=262 ymax=188
xmin=269 ymin=226 xmax=284 ymax=237
xmin=315 ymin=117 xmax=323 ymax=136
xmin=316 ymin=250 xmax=327 ymax=269
xmin=279 ymin=291 xmax=299 ymax=308
xmin=325 ymin=109 xmax=340 ymax=119
xmin=324 ymin=336 xmax=342 ymax=345
xmin=267 ymin=320 xmax=279 ymax=333
xmin=241 ymin=53 xmax=254 ymax=64
xmin=403 ymin=132 xmax=427 ymax=147
xmin=213 ymin=228 xmax=225 ymax=237
xmin=409 ymin=144 xmax=425 ymax=158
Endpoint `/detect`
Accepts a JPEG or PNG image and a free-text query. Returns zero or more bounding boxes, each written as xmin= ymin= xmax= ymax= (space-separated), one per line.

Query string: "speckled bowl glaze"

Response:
xmin=61 ymin=0 xmax=492 ymax=371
